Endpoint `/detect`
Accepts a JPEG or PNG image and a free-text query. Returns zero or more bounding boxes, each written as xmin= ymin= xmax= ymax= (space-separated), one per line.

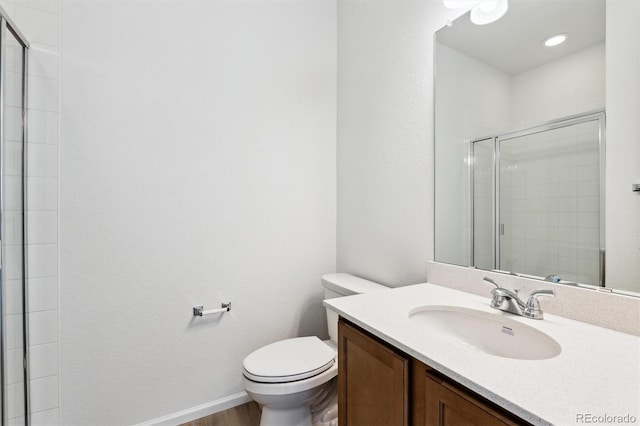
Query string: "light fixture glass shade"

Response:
xmin=443 ymin=0 xmax=481 ymax=9
xmin=470 ymin=0 xmax=509 ymax=25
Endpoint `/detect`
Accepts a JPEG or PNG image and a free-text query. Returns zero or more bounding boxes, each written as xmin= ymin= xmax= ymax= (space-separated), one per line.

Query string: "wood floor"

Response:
xmin=180 ymin=402 xmax=261 ymax=426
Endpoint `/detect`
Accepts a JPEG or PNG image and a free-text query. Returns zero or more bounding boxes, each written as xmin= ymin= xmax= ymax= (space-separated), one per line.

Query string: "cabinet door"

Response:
xmin=421 ymin=369 xmax=524 ymax=426
xmin=338 ymin=319 xmax=409 ymax=426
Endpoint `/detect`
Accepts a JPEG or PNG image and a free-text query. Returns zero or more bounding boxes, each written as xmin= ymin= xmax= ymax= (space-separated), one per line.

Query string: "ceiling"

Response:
xmin=436 ymin=0 xmax=606 ymax=75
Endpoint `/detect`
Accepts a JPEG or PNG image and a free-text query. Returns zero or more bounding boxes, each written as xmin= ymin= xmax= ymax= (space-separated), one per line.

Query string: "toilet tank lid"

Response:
xmin=321 ymin=273 xmax=389 ymax=296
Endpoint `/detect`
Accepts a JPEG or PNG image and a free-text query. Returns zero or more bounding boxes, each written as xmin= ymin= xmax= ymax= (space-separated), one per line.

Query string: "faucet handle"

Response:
xmin=484 ymin=277 xmax=509 ymax=310
xmin=524 ymin=290 xmax=555 ymax=320
xmin=483 ymin=277 xmax=500 ymax=289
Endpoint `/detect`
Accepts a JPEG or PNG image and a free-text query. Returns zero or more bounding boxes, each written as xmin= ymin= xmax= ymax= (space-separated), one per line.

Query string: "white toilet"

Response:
xmin=241 ymin=273 xmax=388 ymax=426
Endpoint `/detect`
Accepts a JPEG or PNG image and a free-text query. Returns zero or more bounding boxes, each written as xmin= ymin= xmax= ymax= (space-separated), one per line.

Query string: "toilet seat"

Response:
xmin=243 ymin=336 xmax=336 ymax=383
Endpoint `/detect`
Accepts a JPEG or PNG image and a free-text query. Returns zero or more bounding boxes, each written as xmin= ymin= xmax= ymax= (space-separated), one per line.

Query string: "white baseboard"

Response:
xmin=134 ymin=392 xmax=253 ymax=426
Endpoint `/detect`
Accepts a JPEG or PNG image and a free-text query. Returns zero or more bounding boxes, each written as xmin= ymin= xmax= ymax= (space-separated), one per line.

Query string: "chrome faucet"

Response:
xmin=483 ymin=277 xmax=554 ymax=320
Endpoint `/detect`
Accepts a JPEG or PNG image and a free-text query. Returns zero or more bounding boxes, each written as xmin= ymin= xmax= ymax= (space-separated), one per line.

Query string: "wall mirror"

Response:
xmin=434 ymin=0 xmax=640 ymax=296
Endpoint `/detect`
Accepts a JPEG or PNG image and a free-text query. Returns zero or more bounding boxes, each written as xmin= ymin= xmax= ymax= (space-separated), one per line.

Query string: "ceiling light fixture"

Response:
xmin=470 ymin=0 xmax=509 ymax=25
xmin=443 ymin=0 xmax=481 ymax=9
xmin=442 ymin=0 xmax=509 ymax=26
xmin=543 ymin=33 xmax=569 ymax=47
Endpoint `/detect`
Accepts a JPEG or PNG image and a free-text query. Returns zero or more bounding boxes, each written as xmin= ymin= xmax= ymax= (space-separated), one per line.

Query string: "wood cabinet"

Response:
xmin=338 ymin=319 xmax=409 ymax=426
xmin=338 ymin=319 xmax=529 ymax=426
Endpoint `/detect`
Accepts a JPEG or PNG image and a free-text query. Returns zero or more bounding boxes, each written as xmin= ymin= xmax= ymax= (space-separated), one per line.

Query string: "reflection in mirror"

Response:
xmin=470 ymin=113 xmax=604 ymax=287
xmin=434 ymin=0 xmax=639 ymax=296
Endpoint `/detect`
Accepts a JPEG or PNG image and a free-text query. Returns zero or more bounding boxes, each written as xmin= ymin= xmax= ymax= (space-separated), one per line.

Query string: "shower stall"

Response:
xmin=0 ymin=6 xmax=30 ymax=425
xmin=471 ymin=112 xmax=605 ymax=287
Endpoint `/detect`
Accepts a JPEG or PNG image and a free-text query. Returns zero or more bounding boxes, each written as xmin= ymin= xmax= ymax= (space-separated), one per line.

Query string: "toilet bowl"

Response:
xmin=241 ymin=273 xmax=389 ymax=426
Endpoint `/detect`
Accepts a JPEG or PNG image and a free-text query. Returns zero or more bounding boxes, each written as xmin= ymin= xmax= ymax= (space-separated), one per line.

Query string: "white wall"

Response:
xmin=337 ymin=0 xmax=464 ymax=286
xmin=0 ymin=0 xmax=61 ymax=424
xmin=606 ymin=0 xmax=640 ymax=292
xmin=59 ymin=1 xmax=336 ymax=424
xmin=434 ymin=44 xmax=510 ymax=267
xmin=511 ymin=42 xmax=605 ymax=128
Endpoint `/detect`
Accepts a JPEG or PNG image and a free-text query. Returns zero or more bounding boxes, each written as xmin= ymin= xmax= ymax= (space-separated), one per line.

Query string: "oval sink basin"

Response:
xmin=408 ymin=305 xmax=561 ymax=360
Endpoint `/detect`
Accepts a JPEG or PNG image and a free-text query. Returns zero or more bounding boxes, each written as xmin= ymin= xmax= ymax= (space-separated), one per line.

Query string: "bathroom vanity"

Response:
xmin=339 ymin=319 xmax=525 ymax=425
xmin=325 ymin=283 xmax=640 ymax=426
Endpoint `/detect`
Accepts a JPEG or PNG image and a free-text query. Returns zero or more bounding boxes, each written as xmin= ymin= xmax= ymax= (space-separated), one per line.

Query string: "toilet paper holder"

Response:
xmin=193 ymin=302 xmax=231 ymax=317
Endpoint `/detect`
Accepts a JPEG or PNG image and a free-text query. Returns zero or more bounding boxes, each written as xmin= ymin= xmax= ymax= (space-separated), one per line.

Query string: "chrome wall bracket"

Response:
xmin=193 ymin=302 xmax=231 ymax=317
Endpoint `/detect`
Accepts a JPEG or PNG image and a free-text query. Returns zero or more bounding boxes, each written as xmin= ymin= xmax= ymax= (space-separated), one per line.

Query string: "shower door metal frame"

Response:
xmin=0 ymin=4 xmax=30 ymax=425
xmin=470 ymin=110 xmax=606 ymax=287
xmin=469 ymin=136 xmax=497 ymax=270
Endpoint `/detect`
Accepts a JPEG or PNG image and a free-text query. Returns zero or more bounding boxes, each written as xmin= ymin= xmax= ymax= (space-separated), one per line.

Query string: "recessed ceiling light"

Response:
xmin=543 ymin=33 xmax=569 ymax=47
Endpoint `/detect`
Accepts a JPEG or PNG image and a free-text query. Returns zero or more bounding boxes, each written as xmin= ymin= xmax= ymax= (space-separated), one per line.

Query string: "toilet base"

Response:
xmin=260 ymin=406 xmax=312 ymax=426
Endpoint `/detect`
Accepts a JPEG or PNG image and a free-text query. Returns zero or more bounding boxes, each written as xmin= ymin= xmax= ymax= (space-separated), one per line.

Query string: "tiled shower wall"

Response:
xmin=0 ymin=0 xmax=59 ymax=424
xmin=499 ymin=120 xmax=601 ymax=285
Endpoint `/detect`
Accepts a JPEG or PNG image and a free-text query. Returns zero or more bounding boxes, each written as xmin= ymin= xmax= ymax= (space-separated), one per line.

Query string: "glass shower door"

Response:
xmin=471 ymin=138 xmax=495 ymax=271
xmin=497 ymin=116 xmax=603 ymax=286
xmin=1 ymin=19 xmax=28 ymax=425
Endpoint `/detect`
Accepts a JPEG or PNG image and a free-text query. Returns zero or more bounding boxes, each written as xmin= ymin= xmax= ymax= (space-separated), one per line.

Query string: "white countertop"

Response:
xmin=324 ymin=283 xmax=640 ymax=426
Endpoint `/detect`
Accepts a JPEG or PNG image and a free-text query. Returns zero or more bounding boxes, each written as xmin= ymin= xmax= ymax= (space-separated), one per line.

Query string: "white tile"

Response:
xmin=6 ymin=348 xmax=24 ymax=384
xmin=31 ymin=408 xmax=58 ymax=426
xmin=577 ymin=212 xmax=599 ymax=228
xmin=7 ymin=416 xmax=26 ymax=426
xmin=576 ymin=246 xmax=599 ymax=261
xmin=4 ymin=38 xmax=22 ymax=74
xmin=27 ymin=244 xmax=57 ymax=278
xmin=558 ymin=166 xmax=576 ymax=183
xmin=6 ymin=313 xmax=24 ymax=350
xmin=27 ymin=76 xmax=58 ymax=112
xmin=5 ymin=71 xmax=22 ymax=108
xmin=7 ymin=382 xmax=26 ymax=419
xmin=558 ymin=256 xmax=577 ymax=273
xmin=577 ymin=196 xmax=599 ymax=212
xmin=577 ymin=163 xmax=599 ymax=182
xmin=558 ymin=182 xmax=576 ymax=197
xmin=576 ymin=227 xmax=598 ymax=245
xmin=576 ymin=180 xmax=599 ymax=197
xmin=27 ymin=177 xmax=57 ymax=211
xmin=4 ymin=244 xmax=24 ymax=280
xmin=558 ymin=212 xmax=576 ymax=228
xmin=27 ymin=211 xmax=57 ymax=244
xmin=4 ymin=141 xmax=23 ymax=176
xmin=14 ymin=6 xmax=58 ymax=47
xmin=558 ymin=227 xmax=577 ymax=243
xmin=5 ymin=279 xmax=24 ymax=314
xmin=28 ymin=310 xmax=57 ymax=346
xmin=27 ymin=46 xmax=59 ymax=79
xmin=4 ymin=211 xmax=24 ymax=245
xmin=5 ymin=106 xmax=22 ymax=142
xmin=4 ymin=175 xmax=24 ymax=212
xmin=28 ymin=277 xmax=57 ymax=312
xmin=28 ymin=110 xmax=58 ymax=145
xmin=29 ymin=375 xmax=58 ymax=413
xmin=29 ymin=343 xmax=58 ymax=379
xmin=15 ymin=0 xmax=58 ymax=15
xmin=576 ymin=258 xmax=598 ymax=273
xmin=557 ymin=197 xmax=577 ymax=213
xmin=28 ymin=143 xmax=58 ymax=177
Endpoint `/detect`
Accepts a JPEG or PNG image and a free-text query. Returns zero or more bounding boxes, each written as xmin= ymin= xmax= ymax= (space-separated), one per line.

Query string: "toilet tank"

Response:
xmin=322 ymin=273 xmax=389 ymax=343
